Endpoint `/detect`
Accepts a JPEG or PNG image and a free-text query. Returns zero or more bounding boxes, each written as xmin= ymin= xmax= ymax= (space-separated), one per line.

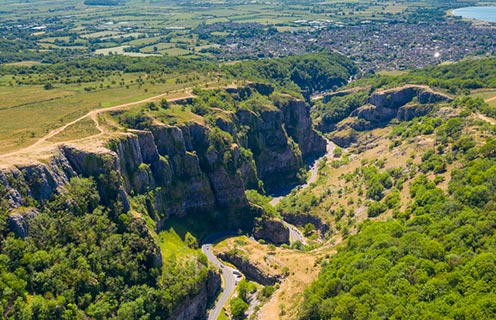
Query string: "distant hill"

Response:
xmin=84 ymin=0 xmax=121 ymax=6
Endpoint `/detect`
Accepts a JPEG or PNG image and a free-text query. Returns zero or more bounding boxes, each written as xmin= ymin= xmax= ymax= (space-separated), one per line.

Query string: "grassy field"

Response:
xmin=0 ymin=71 xmax=216 ymax=154
xmin=471 ymin=88 xmax=496 ymax=106
xmin=214 ymin=235 xmax=327 ymax=320
xmin=47 ymin=117 xmax=101 ymax=143
xmin=0 ymin=0 xmax=463 ymax=62
xmin=159 ymin=228 xmax=199 ymax=260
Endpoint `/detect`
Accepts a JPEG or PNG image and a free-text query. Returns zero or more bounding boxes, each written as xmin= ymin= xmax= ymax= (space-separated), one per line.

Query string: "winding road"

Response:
xmin=270 ymin=139 xmax=335 ymax=207
xmin=202 ymin=233 xmax=242 ymax=320
xmin=284 ymin=221 xmax=307 ymax=245
xmin=203 ymin=139 xmax=336 ymax=319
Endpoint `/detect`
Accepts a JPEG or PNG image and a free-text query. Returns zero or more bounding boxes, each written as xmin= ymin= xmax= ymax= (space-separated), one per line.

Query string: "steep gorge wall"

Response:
xmin=172 ymin=270 xmax=221 ymax=320
xmin=1 ymin=94 xmax=324 ymax=229
xmin=327 ymin=85 xmax=453 ymax=147
xmin=0 ymin=91 xmax=324 ymax=320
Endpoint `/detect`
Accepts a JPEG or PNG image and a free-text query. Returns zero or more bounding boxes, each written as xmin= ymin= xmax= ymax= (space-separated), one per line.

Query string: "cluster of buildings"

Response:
xmin=213 ymin=20 xmax=496 ymax=71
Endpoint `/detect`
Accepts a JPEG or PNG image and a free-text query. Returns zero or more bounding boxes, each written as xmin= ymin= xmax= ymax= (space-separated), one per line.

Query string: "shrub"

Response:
xmin=367 ymin=201 xmax=388 ymax=217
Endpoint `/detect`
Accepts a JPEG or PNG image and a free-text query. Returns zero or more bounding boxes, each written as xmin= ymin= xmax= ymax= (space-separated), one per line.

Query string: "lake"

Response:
xmin=452 ymin=6 xmax=496 ymax=23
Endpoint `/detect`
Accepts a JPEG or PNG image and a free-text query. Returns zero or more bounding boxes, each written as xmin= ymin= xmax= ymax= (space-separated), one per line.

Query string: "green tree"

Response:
xmin=303 ymin=223 xmax=315 ymax=236
xmin=230 ymin=297 xmax=248 ymax=319
xmin=160 ymin=98 xmax=169 ymax=109
xmin=185 ymin=232 xmax=198 ymax=249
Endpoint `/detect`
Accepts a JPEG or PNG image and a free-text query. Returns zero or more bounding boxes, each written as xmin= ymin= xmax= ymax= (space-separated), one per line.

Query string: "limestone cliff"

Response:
xmin=329 ymin=85 xmax=452 ymax=147
xmin=236 ymin=108 xmax=303 ymax=191
xmin=1 ymin=88 xmax=325 ymax=227
xmin=350 ymin=85 xmax=452 ymax=125
xmin=0 ymin=85 xmax=326 ymax=319
xmin=172 ymin=270 xmax=221 ymax=320
xmin=218 ymin=251 xmax=283 ymax=286
xmin=253 ymin=217 xmax=290 ymax=245
xmin=367 ymin=85 xmax=452 ymax=109
xmin=274 ymin=96 xmax=327 ymax=159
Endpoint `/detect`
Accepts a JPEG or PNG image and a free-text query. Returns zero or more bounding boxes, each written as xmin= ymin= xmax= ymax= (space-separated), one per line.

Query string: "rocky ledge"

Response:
xmin=218 ymin=251 xmax=284 ymax=286
xmin=330 ymin=85 xmax=452 ymax=147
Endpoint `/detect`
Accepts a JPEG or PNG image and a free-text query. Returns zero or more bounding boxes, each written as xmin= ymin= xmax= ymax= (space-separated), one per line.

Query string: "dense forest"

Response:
xmin=301 ymin=149 xmax=496 ymax=318
xmin=355 ymin=58 xmax=496 ymax=94
xmin=300 ymin=84 xmax=496 ymax=318
xmin=225 ymin=53 xmax=357 ymax=97
xmin=0 ymin=177 xmax=209 ymax=319
xmin=0 ymin=53 xmax=356 ymax=94
xmin=0 ymin=55 xmax=216 ymax=83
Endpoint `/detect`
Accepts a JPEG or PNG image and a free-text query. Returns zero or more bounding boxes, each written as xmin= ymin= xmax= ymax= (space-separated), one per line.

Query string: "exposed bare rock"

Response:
xmin=397 ymin=103 xmax=434 ymax=121
xmin=172 ymin=270 xmax=221 ymax=320
xmin=351 ymin=104 xmax=397 ymax=123
xmin=253 ymin=217 xmax=290 ymax=245
xmin=218 ymin=251 xmax=283 ymax=286
xmin=236 ymin=108 xmax=303 ymax=191
xmin=275 ymin=96 xmax=327 ymax=158
xmin=368 ymin=85 xmax=451 ymax=110
xmin=0 ymin=150 xmax=77 ymax=209
xmin=335 ymin=117 xmax=373 ymax=132
xmin=7 ymin=208 xmax=39 ymax=239
xmin=327 ymin=85 xmax=453 ymax=145
xmin=282 ymin=212 xmax=329 ymax=235
xmin=330 ymin=128 xmax=358 ymax=148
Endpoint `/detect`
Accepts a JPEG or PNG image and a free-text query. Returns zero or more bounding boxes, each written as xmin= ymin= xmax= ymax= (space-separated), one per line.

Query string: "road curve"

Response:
xmin=270 ymin=139 xmax=335 ymax=244
xmin=202 ymin=140 xmax=336 ymax=317
xmin=283 ymin=221 xmax=307 ymax=245
xmin=202 ymin=232 xmax=241 ymax=320
xmin=270 ymin=139 xmax=335 ymax=207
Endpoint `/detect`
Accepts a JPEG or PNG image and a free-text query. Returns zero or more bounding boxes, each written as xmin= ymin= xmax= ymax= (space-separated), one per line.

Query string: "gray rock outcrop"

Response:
xmin=330 ymin=85 xmax=452 ymax=147
xmin=253 ymin=218 xmax=290 ymax=245
xmin=218 ymin=251 xmax=283 ymax=286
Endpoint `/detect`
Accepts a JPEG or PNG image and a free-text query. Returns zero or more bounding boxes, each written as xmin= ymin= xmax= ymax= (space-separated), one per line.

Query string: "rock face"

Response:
xmin=0 ymin=152 xmax=76 ymax=209
xmin=7 ymin=208 xmax=39 ymax=239
xmin=235 ymin=94 xmax=326 ymax=191
xmin=0 ymin=85 xmax=325 ymax=319
xmin=1 ymin=90 xmax=324 ymax=223
xmin=236 ymin=108 xmax=303 ymax=191
xmin=397 ymin=104 xmax=433 ymax=121
xmin=329 ymin=128 xmax=358 ymax=148
xmin=367 ymin=85 xmax=451 ymax=109
xmin=351 ymin=104 xmax=398 ymax=123
xmin=172 ymin=270 xmax=221 ymax=320
xmin=330 ymin=85 xmax=452 ymax=147
xmin=218 ymin=251 xmax=283 ymax=286
xmin=282 ymin=212 xmax=329 ymax=235
xmin=276 ymin=97 xmax=327 ymax=159
xmin=253 ymin=218 xmax=290 ymax=245
xmin=351 ymin=85 xmax=452 ymax=125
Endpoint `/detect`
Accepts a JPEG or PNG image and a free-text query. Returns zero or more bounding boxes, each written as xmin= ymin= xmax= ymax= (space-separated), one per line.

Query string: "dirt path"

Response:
xmin=0 ymin=82 xmax=215 ymax=160
xmin=486 ymin=95 xmax=496 ymax=103
xmin=476 ymin=113 xmax=496 ymax=125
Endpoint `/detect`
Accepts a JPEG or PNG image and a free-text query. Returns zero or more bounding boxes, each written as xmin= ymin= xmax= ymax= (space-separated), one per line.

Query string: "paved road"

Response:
xmin=202 ymin=233 xmax=241 ymax=320
xmin=269 ymin=139 xmax=335 ymax=245
xmin=270 ymin=139 xmax=335 ymax=207
xmin=283 ymin=221 xmax=307 ymax=245
xmin=202 ymin=140 xmax=336 ymax=317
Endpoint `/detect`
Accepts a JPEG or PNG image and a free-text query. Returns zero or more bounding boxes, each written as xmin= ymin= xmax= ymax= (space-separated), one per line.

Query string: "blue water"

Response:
xmin=452 ymin=6 xmax=496 ymax=23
